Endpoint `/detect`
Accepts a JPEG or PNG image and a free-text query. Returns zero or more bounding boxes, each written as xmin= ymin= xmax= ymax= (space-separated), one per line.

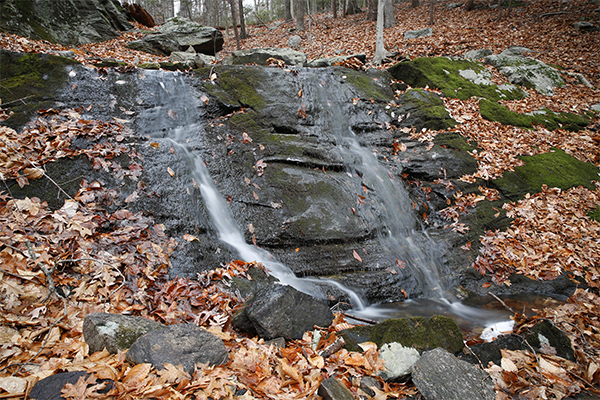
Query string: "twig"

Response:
xmin=319 ymin=337 xmax=346 ymax=358
xmin=539 ymin=11 xmax=567 ymax=18
xmin=341 ymin=311 xmax=378 ymax=325
xmin=0 ymin=95 xmax=35 ymax=106
xmin=519 ymin=335 xmax=545 ymax=384
xmin=488 ymin=291 xmax=516 ymax=314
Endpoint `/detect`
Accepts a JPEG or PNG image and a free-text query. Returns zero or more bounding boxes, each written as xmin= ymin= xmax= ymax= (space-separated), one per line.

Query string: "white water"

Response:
xmin=142 ymin=71 xmax=511 ymax=330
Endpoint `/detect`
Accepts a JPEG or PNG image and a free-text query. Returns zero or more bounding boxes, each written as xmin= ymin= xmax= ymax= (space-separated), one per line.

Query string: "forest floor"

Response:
xmin=0 ymin=0 xmax=600 ymax=399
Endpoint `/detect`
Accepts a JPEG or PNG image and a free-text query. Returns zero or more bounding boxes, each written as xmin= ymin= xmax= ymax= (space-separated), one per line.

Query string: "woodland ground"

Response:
xmin=0 ymin=0 xmax=599 ymax=399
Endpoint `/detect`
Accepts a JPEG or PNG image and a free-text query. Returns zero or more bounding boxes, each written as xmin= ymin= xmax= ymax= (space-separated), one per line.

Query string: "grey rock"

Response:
xmin=358 ymin=376 xmax=382 ymax=397
xmin=318 ymin=377 xmax=355 ymax=400
xmin=233 ymin=284 xmax=333 ymax=340
xmin=458 ymin=68 xmax=493 ymax=85
xmin=404 ymin=27 xmax=433 ymax=39
xmin=446 ymin=2 xmax=463 ymax=8
xmin=287 ymin=35 xmax=302 ymax=49
xmin=412 ymin=348 xmax=495 ymax=400
xmin=500 ymin=46 xmax=536 ymax=56
xmin=591 ymin=103 xmax=600 ymax=112
xmin=126 ymin=324 xmax=228 ymax=373
xmin=378 ymin=342 xmax=420 ymax=381
xmin=464 ymin=49 xmax=492 ymax=60
xmin=484 ymin=53 xmax=564 ymax=95
xmin=159 ymin=17 xmax=224 ymax=55
xmin=127 ymin=17 xmax=223 ymax=57
xmin=56 ymin=50 xmax=76 ymax=59
xmin=222 ymin=47 xmax=307 ymax=66
xmin=0 ymin=0 xmax=132 ymax=46
xmin=169 ymin=51 xmax=214 ymax=68
xmin=574 ymin=21 xmax=598 ymax=32
xmin=83 ymin=312 xmax=165 ymax=354
xmin=127 ymin=33 xmax=182 ymax=56
xmin=306 ymin=54 xmax=366 ymax=67
xmin=30 ymin=371 xmax=94 ymax=400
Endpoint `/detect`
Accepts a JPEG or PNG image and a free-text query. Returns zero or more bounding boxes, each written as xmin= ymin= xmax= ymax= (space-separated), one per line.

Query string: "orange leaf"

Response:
xmin=353 ymin=250 xmax=362 ymax=262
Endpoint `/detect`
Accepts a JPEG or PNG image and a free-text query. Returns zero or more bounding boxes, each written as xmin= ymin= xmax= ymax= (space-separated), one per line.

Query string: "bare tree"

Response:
xmin=229 ymin=0 xmax=241 ymax=49
xmin=345 ymin=0 xmax=361 ymax=15
xmin=384 ymin=0 xmax=395 ymax=28
xmin=238 ymin=0 xmax=247 ymax=38
xmin=429 ymin=0 xmax=435 ymax=25
xmin=295 ymin=0 xmax=305 ymax=30
xmin=285 ymin=0 xmax=293 ymax=21
xmin=412 ymin=0 xmax=419 ymax=7
xmin=373 ymin=0 xmax=387 ymax=65
xmin=331 ymin=0 xmax=337 ymax=18
xmin=367 ymin=0 xmax=377 ymax=21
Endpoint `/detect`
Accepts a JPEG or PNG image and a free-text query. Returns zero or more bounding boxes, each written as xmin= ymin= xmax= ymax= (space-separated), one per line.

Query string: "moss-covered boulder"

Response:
xmin=0 ymin=50 xmax=78 ymax=128
xmin=480 ymin=99 xmax=590 ymax=131
xmin=492 ymin=149 xmax=599 ymax=200
xmin=387 ymin=57 xmax=524 ymax=101
xmin=343 ymin=315 xmax=464 ymax=354
xmin=393 ymin=89 xmax=457 ymax=131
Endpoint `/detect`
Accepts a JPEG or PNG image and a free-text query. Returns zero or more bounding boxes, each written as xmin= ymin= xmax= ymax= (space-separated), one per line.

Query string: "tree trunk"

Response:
xmin=384 ymin=0 xmax=395 ymax=28
xmin=345 ymin=0 xmax=361 ymax=15
xmin=465 ymin=0 xmax=474 ymax=11
xmin=229 ymin=0 xmax=240 ymax=50
xmin=238 ymin=0 xmax=247 ymax=38
xmin=295 ymin=0 xmax=305 ymax=30
xmin=411 ymin=0 xmax=419 ymax=8
xmin=429 ymin=0 xmax=435 ymax=25
xmin=373 ymin=0 xmax=387 ymax=65
xmin=331 ymin=0 xmax=337 ymax=18
xmin=367 ymin=0 xmax=377 ymax=21
xmin=285 ymin=0 xmax=293 ymax=21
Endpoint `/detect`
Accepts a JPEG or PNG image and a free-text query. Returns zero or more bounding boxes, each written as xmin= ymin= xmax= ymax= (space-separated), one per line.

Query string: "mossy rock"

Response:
xmin=201 ymin=66 xmax=265 ymax=110
xmin=492 ymin=149 xmax=599 ymax=200
xmin=334 ymin=67 xmax=395 ymax=103
xmin=343 ymin=315 xmax=463 ymax=354
xmin=138 ymin=62 xmax=161 ymax=70
xmin=0 ymin=50 xmax=78 ymax=128
xmin=480 ymin=99 xmax=590 ymax=131
xmin=588 ymin=206 xmax=600 ymax=222
xmin=387 ymin=57 xmax=524 ymax=101
xmin=396 ymin=89 xmax=457 ymax=131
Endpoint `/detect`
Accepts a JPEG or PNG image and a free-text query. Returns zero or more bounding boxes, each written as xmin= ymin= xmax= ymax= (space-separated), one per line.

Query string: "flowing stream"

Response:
xmin=139 ymin=69 xmax=512 ymax=332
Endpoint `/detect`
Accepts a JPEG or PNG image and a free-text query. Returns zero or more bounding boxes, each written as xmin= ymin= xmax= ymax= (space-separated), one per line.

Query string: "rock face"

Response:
xmin=412 ymin=348 xmax=496 ymax=400
xmin=127 ymin=17 xmax=223 ymax=56
xmin=83 ymin=313 xmax=165 ymax=354
xmin=232 ymin=284 xmax=334 ymax=340
xmin=126 ymin=324 xmax=228 ymax=373
xmin=344 ymin=315 xmax=464 ymax=354
xmin=0 ymin=0 xmax=132 ymax=46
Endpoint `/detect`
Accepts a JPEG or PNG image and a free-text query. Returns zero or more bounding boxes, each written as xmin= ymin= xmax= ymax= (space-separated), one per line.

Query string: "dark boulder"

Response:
xmin=0 ymin=0 xmax=132 ymax=46
xmin=126 ymin=324 xmax=228 ymax=374
xmin=30 ymin=371 xmax=114 ymax=400
xmin=232 ymin=284 xmax=334 ymax=340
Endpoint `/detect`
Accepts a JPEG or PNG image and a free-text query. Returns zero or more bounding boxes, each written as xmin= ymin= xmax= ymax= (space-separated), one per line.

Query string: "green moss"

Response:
xmin=480 ymin=99 xmax=590 ymax=131
xmin=492 ymin=149 xmax=599 ymax=200
xmin=0 ymin=50 xmax=78 ymax=128
xmin=335 ymin=68 xmax=394 ymax=102
xmin=95 ymin=60 xmax=129 ymax=68
xmin=387 ymin=57 xmax=524 ymax=101
xmin=203 ymin=66 xmax=265 ymax=110
xmin=588 ymin=207 xmax=600 ymax=222
xmin=398 ymin=89 xmax=457 ymax=131
xmin=138 ymin=62 xmax=161 ymax=70
xmin=343 ymin=315 xmax=463 ymax=354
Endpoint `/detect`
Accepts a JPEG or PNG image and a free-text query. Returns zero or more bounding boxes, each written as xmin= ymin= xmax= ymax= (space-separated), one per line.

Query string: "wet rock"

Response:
xmin=377 ymin=342 xmax=420 ymax=381
xmin=318 ymin=377 xmax=355 ymax=400
xmin=222 ymin=47 xmax=307 ymax=66
xmin=0 ymin=0 xmax=132 ymax=46
xmin=127 ymin=33 xmax=182 ymax=56
xmin=412 ymin=347 xmax=495 ymax=400
xmin=126 ymin=324 xmax=228 ymax=373
xmin=404 ymin=27 xmax=432 ymax=39
xmin=525 ymin=320 xmax=575 ymax=361
xmin=83 ymin=312 xmax=165 ymax=354
xmin=344 ymin=315 xmax=464 ymax=354
xmin=461 ymin=334 xmax=526 ymax=367
xmin=232 ymin=284 xmax=334 ymax=340
xmin=484 ymin=51 xmax=564 ymax=95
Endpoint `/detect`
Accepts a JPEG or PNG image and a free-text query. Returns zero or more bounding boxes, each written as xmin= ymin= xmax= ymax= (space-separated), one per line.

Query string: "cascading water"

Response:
xmin=137 ymin=68 xmax=512 ymax=331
